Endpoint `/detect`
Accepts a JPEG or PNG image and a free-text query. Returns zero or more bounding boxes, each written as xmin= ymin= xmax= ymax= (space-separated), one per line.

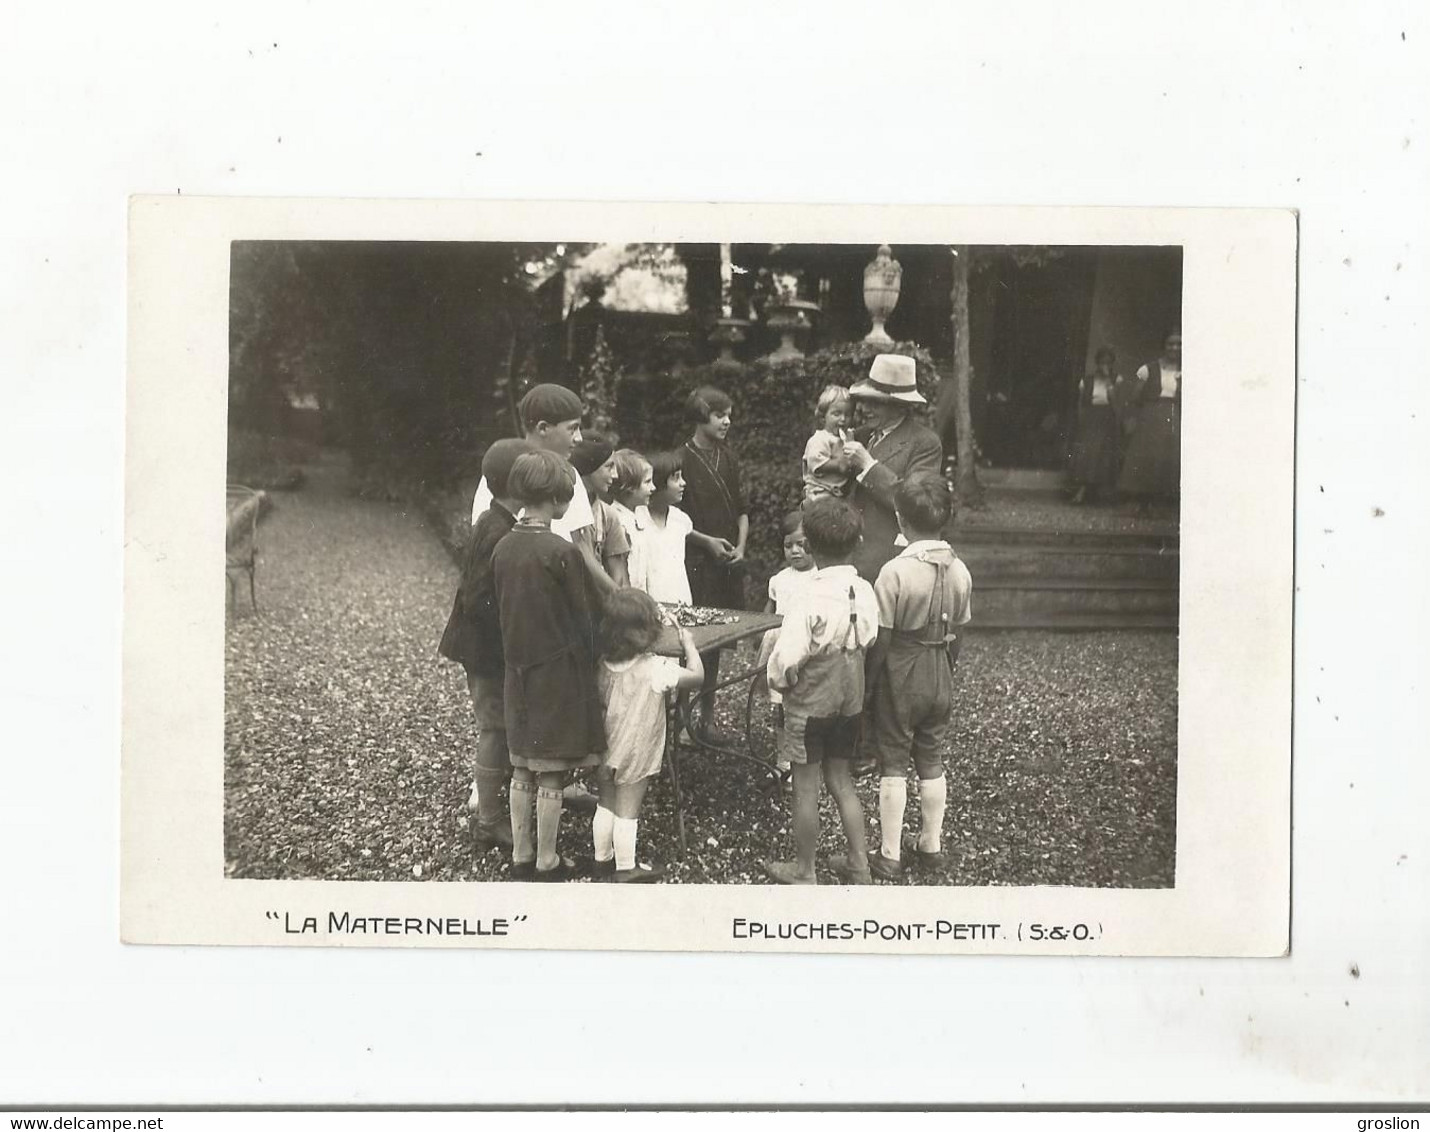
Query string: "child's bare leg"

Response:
xmin=698 ymin=648 xmax=719 ymax=723
xmin=780 ymin=762 xmax=821 ymax=881
xmin=824 ymin=757 xmax=871 ymax=873
xmin=534 ymin=770 xmax=568 ymax=871
xmin=696 ymin=650 xmax=730 ymax=744
xmin=509 ymin=768 xmax=537 ymax=867
xmin=611 ymin=778 xmax=650 ymax=820
xmin=764 ymin=719 xmax=819 ymax=884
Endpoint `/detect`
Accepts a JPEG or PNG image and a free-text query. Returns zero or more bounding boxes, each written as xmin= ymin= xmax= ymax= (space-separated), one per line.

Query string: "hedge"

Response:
xmin=615 ymin=340 xmax=943 ymax=604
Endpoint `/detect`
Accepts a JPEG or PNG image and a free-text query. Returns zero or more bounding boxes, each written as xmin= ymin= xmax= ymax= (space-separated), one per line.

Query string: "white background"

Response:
xmin=2 ymin=0 xmax=1427 ymax=1107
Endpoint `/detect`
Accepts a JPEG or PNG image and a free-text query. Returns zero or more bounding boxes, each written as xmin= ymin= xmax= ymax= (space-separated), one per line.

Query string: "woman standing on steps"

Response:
xmin=1069 ymin=346 xmax=1125 ymax=504
xmin=1117 ymin=331 xmax=1183 ymax=506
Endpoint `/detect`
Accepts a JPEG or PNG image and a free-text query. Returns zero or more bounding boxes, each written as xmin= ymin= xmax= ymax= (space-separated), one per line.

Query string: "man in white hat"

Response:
xmin=842 ymin=354 xmax=945 ymax=582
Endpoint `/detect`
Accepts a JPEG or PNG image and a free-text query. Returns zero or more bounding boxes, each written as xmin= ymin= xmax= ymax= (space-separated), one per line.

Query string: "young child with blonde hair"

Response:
xmin=802 ymin=384 xmax=854 ymax=501
xmin=608 ymin=448 xmax=655 ymax=595
xmin=591 ymin=589 xmax=705 ymax=882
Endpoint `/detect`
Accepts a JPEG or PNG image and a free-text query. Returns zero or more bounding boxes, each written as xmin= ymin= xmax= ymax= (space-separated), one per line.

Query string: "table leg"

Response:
xmin=666 ymin=696 xmax=687 ymax=856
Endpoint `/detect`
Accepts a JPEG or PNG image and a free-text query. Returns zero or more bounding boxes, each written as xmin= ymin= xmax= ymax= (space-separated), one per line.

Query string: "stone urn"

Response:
xmin=863 ymin=243 xmax=902 ymax=345
xmin=765 ymin=300 xmax=820 ymax=361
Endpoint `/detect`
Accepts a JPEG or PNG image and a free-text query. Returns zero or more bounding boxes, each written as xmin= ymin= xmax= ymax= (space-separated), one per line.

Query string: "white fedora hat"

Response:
xmin=848 ymin=354 xmax=926 ymax=405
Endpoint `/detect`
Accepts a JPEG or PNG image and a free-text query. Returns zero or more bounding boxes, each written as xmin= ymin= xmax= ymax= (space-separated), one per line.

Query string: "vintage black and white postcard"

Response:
xmin=121 ymin=198 xmax=1294 ymax=954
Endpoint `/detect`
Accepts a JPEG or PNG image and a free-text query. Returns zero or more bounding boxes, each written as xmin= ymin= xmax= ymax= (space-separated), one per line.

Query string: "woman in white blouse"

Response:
xmin=1116 ymin=331 xmax=1182 ymax=503
xmin=1069 ymin=346 xmax=1125 ymax=503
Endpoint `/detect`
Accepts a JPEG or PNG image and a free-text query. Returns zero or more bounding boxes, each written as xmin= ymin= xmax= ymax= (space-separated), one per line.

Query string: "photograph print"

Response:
xmin=223 ymin=237 xmax=1183 ymax=890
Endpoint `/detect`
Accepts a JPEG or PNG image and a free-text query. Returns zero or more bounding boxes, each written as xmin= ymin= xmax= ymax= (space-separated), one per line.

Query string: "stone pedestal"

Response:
xmin=765 ymin=300 xmax=820 ymax=361
xmin=708 ymin=316 xmax=750 ymax=364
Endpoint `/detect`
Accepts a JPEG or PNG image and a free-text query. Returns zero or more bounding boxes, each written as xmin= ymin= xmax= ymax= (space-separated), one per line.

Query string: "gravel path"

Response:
xmin=225 ymin=451 xmax=478 ymax=882
xmin=225 ymin=453 xmax=1177 ymax=887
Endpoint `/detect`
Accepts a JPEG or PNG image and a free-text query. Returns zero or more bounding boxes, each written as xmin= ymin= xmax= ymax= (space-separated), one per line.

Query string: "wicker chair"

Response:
xmin=225 ymin=484 xmax=264 ymax=611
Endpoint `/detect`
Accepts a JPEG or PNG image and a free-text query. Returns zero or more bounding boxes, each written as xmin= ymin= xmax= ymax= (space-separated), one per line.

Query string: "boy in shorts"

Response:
xmin=763 ymin=497 xmax=880 ymax=885
xmin=864 ymin=474 xmax=972 ymax=879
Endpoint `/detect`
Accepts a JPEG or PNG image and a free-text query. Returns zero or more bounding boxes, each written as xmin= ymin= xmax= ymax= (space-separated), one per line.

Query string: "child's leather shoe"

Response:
xmin=866 ymin=849 xmax=903 ymax=881
xmin=824 ymin=855 xmax=873 ymax=885
xmin=610 ymin=861 xmax=665 ymax=884
xmin=901 ymin=834 xmax=948 ymax=870
xmin=763 ymin=860 xmax=817 ymax=885
xmin=472 ymin=820 xmax=513 ymax=852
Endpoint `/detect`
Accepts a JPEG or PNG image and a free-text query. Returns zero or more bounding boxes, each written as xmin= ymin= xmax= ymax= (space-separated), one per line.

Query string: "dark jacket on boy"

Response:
xmin=439 ymin=502 xmax=517 ymax=678
xmin=492 ymin=522 xmax=606 ymax=763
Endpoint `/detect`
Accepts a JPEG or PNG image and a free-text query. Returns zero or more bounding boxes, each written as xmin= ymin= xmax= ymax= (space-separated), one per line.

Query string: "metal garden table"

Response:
xmin=652 ymin=608 xmax=784 ymax=854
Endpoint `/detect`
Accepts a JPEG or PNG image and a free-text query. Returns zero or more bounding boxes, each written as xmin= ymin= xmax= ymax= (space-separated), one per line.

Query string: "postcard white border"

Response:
xmin=122 ymin=198 xmax=1294 ymax=956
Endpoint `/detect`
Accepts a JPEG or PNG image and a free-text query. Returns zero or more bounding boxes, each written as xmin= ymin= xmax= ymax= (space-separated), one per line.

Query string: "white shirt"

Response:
xmin=765 ymin=564 xmax=880 ymax=710
xmin=1087 ymin=374 xmax=1119 ymax=405
xmin=1137 ymin=362 xmax=1181 ymax=400
xmin=471 ymin=466 xmax=593 ymax=542
xmin=767 ymin=565 xmax=819 ymax=615
xmin=634 ymin=504 xmax=693 ymax=604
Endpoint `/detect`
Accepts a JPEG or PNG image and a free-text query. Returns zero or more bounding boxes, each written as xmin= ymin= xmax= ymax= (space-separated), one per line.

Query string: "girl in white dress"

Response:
xmin=637 ymin=449 xmax=694 ymax=605
xmin=592 ymin=589 xmax=704 ymax=882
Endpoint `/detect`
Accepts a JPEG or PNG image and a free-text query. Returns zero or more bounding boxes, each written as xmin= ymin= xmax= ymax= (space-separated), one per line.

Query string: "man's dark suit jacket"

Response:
xmin=848 ymin=413 xmax=944 ymax=582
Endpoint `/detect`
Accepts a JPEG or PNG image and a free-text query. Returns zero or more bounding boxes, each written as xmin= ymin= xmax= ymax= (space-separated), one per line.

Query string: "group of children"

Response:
xmin=758 ymin=477 xmax=972 ymax=884
xmin=439 ymin=363 xmax=973 ymax=884
xmin=440 ymin=382 xmax=746 ymax=881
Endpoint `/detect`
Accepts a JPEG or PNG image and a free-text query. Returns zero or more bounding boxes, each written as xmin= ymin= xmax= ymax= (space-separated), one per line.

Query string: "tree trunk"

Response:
xmin=949 ymin=245 xmax=984 ymax=507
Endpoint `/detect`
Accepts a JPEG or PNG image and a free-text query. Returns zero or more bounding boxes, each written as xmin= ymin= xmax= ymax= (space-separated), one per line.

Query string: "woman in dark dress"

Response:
xmin=1117 ymin=331 xmax=1183 ymax=504
xmin=679 ymin=385 xmax=749 ymax=745
xmin=1069 ymin=346 xmax=1125 ymax=504
xmin=680 ymin=385 xmax=748 ymax=609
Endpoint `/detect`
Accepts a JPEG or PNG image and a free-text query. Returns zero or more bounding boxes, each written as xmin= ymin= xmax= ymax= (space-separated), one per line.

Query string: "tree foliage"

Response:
xmin=578 ymin=324 xmax=621 ymax=436
xmin=229 ymin=241 xmax=560 ymax=498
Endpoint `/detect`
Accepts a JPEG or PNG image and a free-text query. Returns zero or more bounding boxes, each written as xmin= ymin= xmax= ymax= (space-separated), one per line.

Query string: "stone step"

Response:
xmin=966 ymin=610 xmax=1179 ymax=632
xmin=958 ymin=543 xmax=1179 ymax=581
xmin=978 ymin=469 xmax=1069 ymax=491
xmin=975 ymin=576 xmax=1179 ymax=619
xmin=957 ymin=524 xmax=1179 ymax=552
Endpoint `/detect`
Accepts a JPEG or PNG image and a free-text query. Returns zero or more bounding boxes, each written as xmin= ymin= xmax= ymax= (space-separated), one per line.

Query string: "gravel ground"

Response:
xmin=226 ymin=452 xmax=1177 ymax=887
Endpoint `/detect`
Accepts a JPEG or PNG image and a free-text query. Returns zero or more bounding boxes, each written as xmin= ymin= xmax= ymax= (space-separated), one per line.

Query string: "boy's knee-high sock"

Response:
xmin=879 ymin=776 xmax=908 ymax=861
xmin=592 ymin=805 xmax=616 ymax=863
xmin=613 ymin=817 xmax=639 ymax=872
xmin=917 ymin=774 xmax=948 ymax=854
xmin=535 ymin=786 xmax=564 ymax=869
xmin=509 ymin=779 xmax=537 ymax=864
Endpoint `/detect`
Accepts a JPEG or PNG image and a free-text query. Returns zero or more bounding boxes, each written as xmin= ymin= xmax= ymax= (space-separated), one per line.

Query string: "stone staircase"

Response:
xmin=955 ymin=523 xmax=1179 ymax=631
